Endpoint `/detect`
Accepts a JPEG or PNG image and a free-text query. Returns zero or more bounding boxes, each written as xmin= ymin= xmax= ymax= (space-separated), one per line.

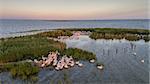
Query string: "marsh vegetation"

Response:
xmin=0 ymin=35 xmax=66 ymax=63
xmin=63 ymin=28 xmax=150 ymax=41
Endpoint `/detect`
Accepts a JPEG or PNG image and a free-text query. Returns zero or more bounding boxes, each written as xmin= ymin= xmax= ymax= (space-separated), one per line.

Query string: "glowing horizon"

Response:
xmin=0 ymin=0 xmax=149 ymax=20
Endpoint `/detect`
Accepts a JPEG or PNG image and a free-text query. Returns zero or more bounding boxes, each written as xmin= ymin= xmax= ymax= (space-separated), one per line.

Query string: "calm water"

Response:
xmin=0 ymin=19 xmax=149 ymax=38
xmin=0 ymin=35 xmax=149 ymax=84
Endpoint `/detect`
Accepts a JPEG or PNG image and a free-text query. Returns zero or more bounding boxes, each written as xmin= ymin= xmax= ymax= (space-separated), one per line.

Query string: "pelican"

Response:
xmin=55 ymin=67 xmax=59 ymax=70
xmin=132 ymin=52 xmax=136 ymax=56
xmin=42 ymin=56 xmax=47 ymax=61
xmin=41 ymin=63 xmax=45 ymax=67
xmin=97 ymin=65 xmax=104 ymax=70
xmin=141 ymin=59 xmax=144 ymax=63
xmin=90 ymin=59 xmax=95 ymax=63
xmin=34 ymin=59 xmax=38 ymax=63
xmin=64 ymin=64 xmax=69 ymax=68
xmin=53 ymin=59 xmax=58 ymax=66
xmin=70 ymin=62 xmax=75 ymax=67
xmin=75 ymin=61 xmax=80 ymax=65
xmin=78 ymin=63 xmax=83 ymax=67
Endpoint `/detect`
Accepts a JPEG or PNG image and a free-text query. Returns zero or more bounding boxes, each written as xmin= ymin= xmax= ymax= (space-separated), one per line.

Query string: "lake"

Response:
xmin=0 ymin=19 xmax=149 ymax=38
xmin=0 ymin=35 xmax=149 ymax=84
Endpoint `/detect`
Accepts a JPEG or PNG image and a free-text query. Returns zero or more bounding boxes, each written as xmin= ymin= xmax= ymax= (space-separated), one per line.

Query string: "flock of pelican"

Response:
xmin=34 ymin=51 xmax=87 ymax=70
xmin=34 ymin=51 xmax=104 ymax=70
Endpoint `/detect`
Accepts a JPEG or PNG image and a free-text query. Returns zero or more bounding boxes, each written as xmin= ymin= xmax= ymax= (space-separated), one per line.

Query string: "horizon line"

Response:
xmin=1 ymin=18 xmax=149 ymax=21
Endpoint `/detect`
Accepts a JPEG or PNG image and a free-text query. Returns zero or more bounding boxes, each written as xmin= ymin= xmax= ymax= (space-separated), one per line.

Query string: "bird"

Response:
xmin=97 ymin=65 xmax=104 ymax=70
xmin=141 ymin=59 xmax=144 ymax=63
xmin=132 ymin=52 xmax=136 ymax=56
xmin=55 ymin=67 xmax=60 ymax=70
xmin=90 ymin=59 xmax=95 ymax=63
xmin=75 ymin=61 xmax=80 ymax=65
xmin=64 ymin=64 xmax=69 ymax=68
xmin=78 ymin=63 xmax=83 ymax=67
xmin=34 ymin=59 xmax=38 ymax=63
xmin=42 ymin=56 xmax=47 ymax=61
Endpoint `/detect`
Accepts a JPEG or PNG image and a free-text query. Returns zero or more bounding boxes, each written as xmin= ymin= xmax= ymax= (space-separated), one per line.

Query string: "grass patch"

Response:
xmin=61 ymin=48 xmax=96 ymax=60
xmin=0 ymin=35 xmax=66 ymax=63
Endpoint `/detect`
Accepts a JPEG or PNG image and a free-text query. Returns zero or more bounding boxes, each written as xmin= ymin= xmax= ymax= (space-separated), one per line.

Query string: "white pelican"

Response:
xmin=41 ymin=63 xmax=45 ymax=67
xmin=55 ymin=67 xmax=59 ymax=70
xmin=64 ymin=64 xmax=69 ymax=68
xmin=34 ymin=59 xmax=38 ymax=63
xmin=97 ymin=65 xmax=104 ymax=70
xmin=75 ymin=61 xmax=80 ymax=65
xmin=70 ymin=63 xmax=75 ymax=67
xmin=141 ymin=59 xmax=144 ymax=63
xmin=90 ymin=59 xmax=95 ymax=63
xmin=53 ymin=59 xmax=58 ymax=66
xmin=42 ymin=56 xmax=47 ymax=60
xmin=132 ymin=52 xmax=136 ymax=56
xmin=78 ymin=63 xmax=83 ymax=67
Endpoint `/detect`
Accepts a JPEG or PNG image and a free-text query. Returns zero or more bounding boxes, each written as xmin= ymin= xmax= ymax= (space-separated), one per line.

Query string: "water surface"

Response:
xmin=0 ymin=19 xmax=149 ymax=38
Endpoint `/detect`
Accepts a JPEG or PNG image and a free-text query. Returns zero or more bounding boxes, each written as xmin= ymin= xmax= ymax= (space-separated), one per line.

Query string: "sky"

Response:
xmin=0 ymin=0 xmax=149 ymax=20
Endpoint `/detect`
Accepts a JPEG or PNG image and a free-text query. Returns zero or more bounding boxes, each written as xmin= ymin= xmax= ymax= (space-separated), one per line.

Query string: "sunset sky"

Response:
xmin=0 ymin=0 xmax=149 ymax=20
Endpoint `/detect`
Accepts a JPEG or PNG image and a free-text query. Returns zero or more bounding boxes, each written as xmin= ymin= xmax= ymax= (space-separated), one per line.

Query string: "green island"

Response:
xmin=0 ymin=28 xmax=149 ymax=80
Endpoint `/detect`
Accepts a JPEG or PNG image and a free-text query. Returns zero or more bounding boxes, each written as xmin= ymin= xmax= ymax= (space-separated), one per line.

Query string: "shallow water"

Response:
xmin=0 ymin=35 xmax=149 ymax=84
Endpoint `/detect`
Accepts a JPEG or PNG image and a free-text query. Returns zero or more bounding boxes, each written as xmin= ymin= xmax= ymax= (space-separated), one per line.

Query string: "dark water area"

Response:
xmin=0 ymin=35 xmax=149 ymax=84
xmin=0 ymin=19 xmax=149 ymax=38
